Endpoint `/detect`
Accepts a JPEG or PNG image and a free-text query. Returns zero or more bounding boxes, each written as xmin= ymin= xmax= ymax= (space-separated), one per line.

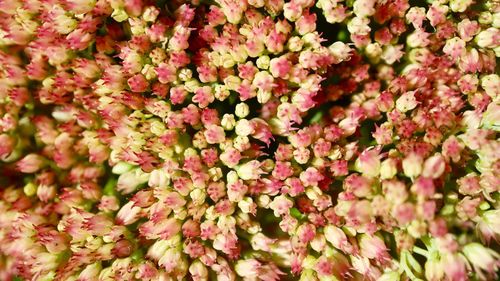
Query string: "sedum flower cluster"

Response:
xmin=0 ymin=0 xmax=499 ymax=280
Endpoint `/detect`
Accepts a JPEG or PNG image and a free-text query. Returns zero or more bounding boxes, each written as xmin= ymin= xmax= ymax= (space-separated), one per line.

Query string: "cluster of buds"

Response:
xmin=0 ymin=0 xmax=499 ymax=280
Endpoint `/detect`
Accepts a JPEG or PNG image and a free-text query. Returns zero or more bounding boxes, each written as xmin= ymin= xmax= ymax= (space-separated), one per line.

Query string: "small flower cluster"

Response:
xmin=0 ymin=0 xmax=499 ymax=280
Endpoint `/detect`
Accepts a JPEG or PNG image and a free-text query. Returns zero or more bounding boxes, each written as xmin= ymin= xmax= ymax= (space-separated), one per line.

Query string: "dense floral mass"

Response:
xmin=0 ymin=0 xmax=499 ymax=280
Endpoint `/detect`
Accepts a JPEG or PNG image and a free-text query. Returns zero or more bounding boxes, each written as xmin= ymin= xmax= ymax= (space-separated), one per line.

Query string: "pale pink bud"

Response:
xmin=189 ymin=260 xmax=208 ymax=281
xmin=354 ymin=0 xmax=376 ymax=16
xmin=36 ymin=226 xmax=68 ymax=253
xmin=324 ymin=225 xmax=353 ymax=254
xmin=78 ymin=262 xmax=102 ymax=281
xmin=457 ymin=19 xmax=480 ymax=42
xmin=283 ymin=2 xmax=302 ymax=21
xmin=235 ymin=259 xmax=261 ymax=278
xmin=227 ymin=180 xmax=248 ymax=202
xmin=116 ymin=201 xmax=142 ymax=225
xmin=459 ymin=48 xmax=481 ymax=73
xmin=442 ymin=253 xmax=467 ymax=281
xmin=250 ymin=233 xmax=277 ymax=251
xmin=422 ymin=154 xmax=446 ymax=179
xmin=392 ymin=202 xmax=416 ymax=225
xmin=402 ymin=153 xmax=423 ymax=178
xmin=116 ymin=169 xmax=149 ymax=194
xmin=213 ymin=232 xmax=238 ymax=256
xmin=159 ymin=247 xmax=182 ymax=273
xmin=463 ymin=243 xmax=500 ymax=277
xmin=234 ymin=119 xmax=255 ymax=137
xmin=348 ymin=16 xmax=371 ymax=35
xmin=426 ymin=3 xmax=448 ymax=26
xmin=269 ymin=56 xmax=292 ymax=79
xmin=442 ymin=136 xmax=464 ymax=163
xmin=17 ymin=154 xmax=45 ymax=173
xmin=98 ymin=195 xmax=120 ymax=212
xmin=380 ymin=158 xmax=398 ymax=180
xmin=218 ymin=0 xmax=246 ymax=24
xmin=193 ymin=86 xmax=215 ymax=108
xmin=235 ymin=160 xmax=265 ymax=180
xmin=37 ymin=184 xmax=57 ymax=202
xmin=124 ymin=0 xmax=143 ymax=17
xmin=355 ymin=147 xmax=381 ymax=178
xmin=411 ymin=177 xmax=435 ymax=197
xmin=295 ymin=11 xmax=316 ymax=35
xmin=382 ymin=180 xmax=408 ymax=204
xmin=358 ymin=234 xmax=389 ymax=262
xmin=396 ymin=91 xmax=418 ymax=112
xmin=443 ymin=37 xmax=466 ymax=59
xmin=0 ymin=134 xmax=16 ymax=159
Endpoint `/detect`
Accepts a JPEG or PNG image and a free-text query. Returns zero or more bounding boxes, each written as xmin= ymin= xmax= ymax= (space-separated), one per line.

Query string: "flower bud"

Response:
xmin=235 ymin=103 xmax=250 ymax=118
xmin=287 ymin=36 xmax=304 ymax=52
xmin=78 ymin=262 xmax=102 ymax=281
xmin=236 ymin=160 xmax=264 ymax=180
xmin=235 ymin=119 xmax=255 ymax=136
xmin=112 ymin=8 xmax=129 ymax=22
xmin=358 ymin=234 xmax=389 ymax=261
xmin=143 ymin=6 xmax=159 ymax=22
xmin=116 ymin=201 xmax=142 ymax=225
xmin=422 ymin=154 xmax=446 ymax=179
xmin=0 ymin=134 xmax=16 ymax=160
xmin=475 ymin=28 xmax=499 ymax=48
xmin=324 ymin=225 xmax=353 ymax=254
xmin=462 ymin=243 xmax=499 ymax=275
xmin=227 ymin=170 xmax=239 ymax=184
xmin=17 ymin=154 xmax=45 ymax=173
xmin=365 ymin=43 xmax=383 ymax=61
xmin=37 ymin=184 xmax=57 ymax=202
xmin=348 ymin=16 xmax=371 ymax=35
xmin=189 ymin=260 xmax=208 ymax=281
xmin=233 ymin=135 xmax=251 ymax=151
xmin=235 ymin=259 xmax=261 ymax=278
xmin=329 ymin=41 xmax=352 ymax=62
xmin=449 ymin=0 xmax=473 ymax=13
xmin=117 ymin=169 xmax=149 ymax=194
xmin=396 ymin=91 xmax=418 ymax=112
xmin=380 ymin=158 xmax=398 ymax=179
xmin=238 ymin=197 xmax=256 ymax=214
xmin=283 ymin=2 xmax=303 ymax=22
xmin=377 ymin=271 xmax=401 ymax=281
xmin=481 ymin=74 xmax=499 ymax=99
xmin=256 ymin=56 xmax=270 ymax=69
xmin=355 ymin=148 xmax=381 ymax=178
xmin=402 ymin=153 xmax=423 ymax=178
xmin=221 ymin=114 xmax=236 ymax=131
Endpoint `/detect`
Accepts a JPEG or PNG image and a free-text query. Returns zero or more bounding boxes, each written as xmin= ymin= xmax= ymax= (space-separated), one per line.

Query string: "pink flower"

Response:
xmin=155 ymin=63 xmax=177 ymax=84
xmin=127 ymin=74 xmax=148 ymax=92
xmin=269 ymin=195 xmax=293 ymax=217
